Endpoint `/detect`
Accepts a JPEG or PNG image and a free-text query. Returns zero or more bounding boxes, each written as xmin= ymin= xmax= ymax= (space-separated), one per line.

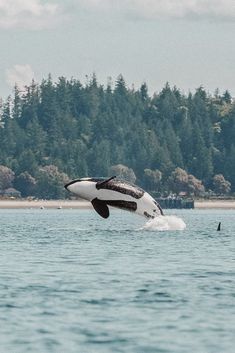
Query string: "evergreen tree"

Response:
xmin=0 ymin=75 xmax=234 ymax=197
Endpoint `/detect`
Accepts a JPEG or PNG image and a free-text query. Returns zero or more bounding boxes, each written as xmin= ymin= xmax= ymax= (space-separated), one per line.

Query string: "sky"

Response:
xmin=0 ymin=0 xmax=235 ymax=98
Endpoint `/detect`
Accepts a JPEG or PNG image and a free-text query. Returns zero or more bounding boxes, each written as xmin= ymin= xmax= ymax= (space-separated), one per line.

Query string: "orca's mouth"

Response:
xmin=64 ymin=179 xmax=82 ymax=190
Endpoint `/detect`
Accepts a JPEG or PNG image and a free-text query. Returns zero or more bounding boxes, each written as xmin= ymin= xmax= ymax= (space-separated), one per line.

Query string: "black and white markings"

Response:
xmin=65 ymin=176 xmax=163 ymax=220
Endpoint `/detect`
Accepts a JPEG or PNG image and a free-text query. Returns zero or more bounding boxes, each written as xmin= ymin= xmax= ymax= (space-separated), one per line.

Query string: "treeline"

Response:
xmin=0 ymin=74 xmax=234 ymax=199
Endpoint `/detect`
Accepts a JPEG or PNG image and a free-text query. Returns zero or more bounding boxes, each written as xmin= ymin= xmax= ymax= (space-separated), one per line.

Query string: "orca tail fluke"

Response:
xmin=158 ymin=204 xmax=164 ymax=216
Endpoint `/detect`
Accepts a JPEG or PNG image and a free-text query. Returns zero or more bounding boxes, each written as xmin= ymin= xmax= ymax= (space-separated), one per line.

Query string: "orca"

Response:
xmin=64 ymin=176 xmax=163 ymax=219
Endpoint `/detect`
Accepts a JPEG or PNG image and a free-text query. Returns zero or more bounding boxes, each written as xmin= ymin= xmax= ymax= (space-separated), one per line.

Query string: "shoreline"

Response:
xmin=194 ymin=200 xmax=235 ymax=209
xmin=1 ymin=199 xmax=235 ymax=209
xmin=0 ymin=199 xmax=91 ymax=209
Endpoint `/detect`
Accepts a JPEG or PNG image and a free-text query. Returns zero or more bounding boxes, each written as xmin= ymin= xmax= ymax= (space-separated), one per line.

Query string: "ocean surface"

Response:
xmin=0 ymin=208 xmax=234 ymax=353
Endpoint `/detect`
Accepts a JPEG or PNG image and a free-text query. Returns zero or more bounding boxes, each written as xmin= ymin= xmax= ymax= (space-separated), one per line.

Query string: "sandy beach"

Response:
xmin=0 ymin=199 xmax=91 ymax=209
xmin=1 ymin=199 xmax=235 ymax=209
xmin=194 ymin=200 xmax=235 ymax=209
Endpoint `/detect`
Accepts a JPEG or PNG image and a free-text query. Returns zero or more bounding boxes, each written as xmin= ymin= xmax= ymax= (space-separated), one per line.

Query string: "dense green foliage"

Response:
xmin=0 ymin=74 xmax=234 ymax=198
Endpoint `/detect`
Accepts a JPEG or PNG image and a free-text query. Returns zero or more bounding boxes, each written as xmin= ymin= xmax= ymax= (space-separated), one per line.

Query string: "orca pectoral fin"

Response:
xmin=91 ymin=198 xmax=110 ymax=219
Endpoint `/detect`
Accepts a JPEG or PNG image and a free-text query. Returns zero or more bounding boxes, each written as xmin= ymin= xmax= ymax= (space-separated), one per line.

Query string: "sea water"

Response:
xmin=0 ymin=208 xmax=234 ymax=353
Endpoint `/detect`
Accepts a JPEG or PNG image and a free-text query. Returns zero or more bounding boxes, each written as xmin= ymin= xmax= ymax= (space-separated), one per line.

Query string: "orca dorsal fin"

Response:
xmin=91 ymin=198 xmax=110 ymax=218
xmin=96 ymin=176 xmax=116 ymax=190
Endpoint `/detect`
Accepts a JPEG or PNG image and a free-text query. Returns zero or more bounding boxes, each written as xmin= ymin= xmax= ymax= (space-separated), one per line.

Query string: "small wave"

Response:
xmin=141 ymin=215 xmax=186 ymax=231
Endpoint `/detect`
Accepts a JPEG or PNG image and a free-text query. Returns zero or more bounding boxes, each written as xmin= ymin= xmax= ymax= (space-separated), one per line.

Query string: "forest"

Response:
xmin=0 ymin=74 xmax=234 ymax=199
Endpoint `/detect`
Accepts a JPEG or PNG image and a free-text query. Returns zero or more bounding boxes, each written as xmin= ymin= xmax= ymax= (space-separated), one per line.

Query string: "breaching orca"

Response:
xmin=64 ymin=176 xmax=163 ymax=219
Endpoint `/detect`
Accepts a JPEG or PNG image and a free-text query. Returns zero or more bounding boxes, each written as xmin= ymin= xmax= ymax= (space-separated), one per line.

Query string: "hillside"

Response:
xmin=0 ymin=75 xmax=234 ymax=198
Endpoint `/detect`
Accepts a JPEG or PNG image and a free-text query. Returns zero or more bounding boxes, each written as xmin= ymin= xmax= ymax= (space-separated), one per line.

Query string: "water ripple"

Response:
xmin=0 ymin=209 xmax=234 ymax=353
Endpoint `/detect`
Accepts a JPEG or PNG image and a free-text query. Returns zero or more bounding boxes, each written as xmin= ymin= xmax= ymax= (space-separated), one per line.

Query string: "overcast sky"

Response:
xmin=1 ymin=0 xmax=235 ymax=97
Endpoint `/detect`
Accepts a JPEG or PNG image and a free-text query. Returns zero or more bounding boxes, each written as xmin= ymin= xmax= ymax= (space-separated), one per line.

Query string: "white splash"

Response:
xmin=141 ymin=215 xmax=186 ymax=231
